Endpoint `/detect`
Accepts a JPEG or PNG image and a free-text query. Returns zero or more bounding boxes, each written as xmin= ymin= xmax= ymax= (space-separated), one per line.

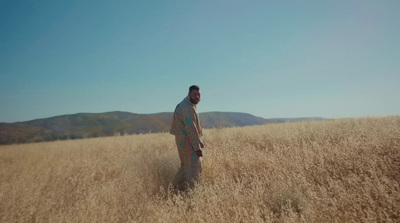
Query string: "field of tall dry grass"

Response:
xmin=0 ymin=116 xmax=399 ymax=222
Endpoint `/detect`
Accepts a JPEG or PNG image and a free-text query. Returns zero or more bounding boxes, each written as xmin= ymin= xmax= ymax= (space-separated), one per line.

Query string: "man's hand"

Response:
xmin=200 ymin=142 xmax=204 ymax=149
xmin=195 ymin=149 xmax=203 ymax=157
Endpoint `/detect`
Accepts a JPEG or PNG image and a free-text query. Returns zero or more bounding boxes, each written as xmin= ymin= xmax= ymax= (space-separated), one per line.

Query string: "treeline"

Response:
xmin=0 ymin=129 xmax=149 ymax=145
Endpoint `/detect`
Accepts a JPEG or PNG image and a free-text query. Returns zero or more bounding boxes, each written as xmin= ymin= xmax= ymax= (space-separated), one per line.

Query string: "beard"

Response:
xmin=189 ymin=97 xmax=200 ymax=104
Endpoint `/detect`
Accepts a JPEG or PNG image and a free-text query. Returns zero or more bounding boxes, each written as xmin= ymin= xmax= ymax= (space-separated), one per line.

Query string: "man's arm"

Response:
xmin=183 ymin=109 xmax=202 ymax=152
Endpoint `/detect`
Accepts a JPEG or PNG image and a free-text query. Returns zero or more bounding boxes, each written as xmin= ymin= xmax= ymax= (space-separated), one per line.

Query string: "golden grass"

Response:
xmin=0 ymin=116 xmax=399 ymax=222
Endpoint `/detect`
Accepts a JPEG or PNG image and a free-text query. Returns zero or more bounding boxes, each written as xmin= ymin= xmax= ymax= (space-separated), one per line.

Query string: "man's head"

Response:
xmin=188 ymin=85 xmax=201 ymax=104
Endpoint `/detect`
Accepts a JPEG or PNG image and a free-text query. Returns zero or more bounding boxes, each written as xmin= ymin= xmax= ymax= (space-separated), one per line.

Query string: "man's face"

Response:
xmin=189 ymin=90 xmax=201 ymax=104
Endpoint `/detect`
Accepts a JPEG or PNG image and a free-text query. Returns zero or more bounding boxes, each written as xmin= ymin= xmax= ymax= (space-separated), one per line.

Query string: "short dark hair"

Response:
xmin=189 ymin=85 xmax=200 ymax=93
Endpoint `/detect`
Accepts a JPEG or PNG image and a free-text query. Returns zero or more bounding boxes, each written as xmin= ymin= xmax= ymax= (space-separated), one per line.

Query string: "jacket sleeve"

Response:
xmin=183 ymin=108 xmax=202 ymax=152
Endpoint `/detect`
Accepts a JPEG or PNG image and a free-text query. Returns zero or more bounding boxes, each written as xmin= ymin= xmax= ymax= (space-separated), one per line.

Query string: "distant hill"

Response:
xmin=0 ymin=111 xmax=324 ymax=145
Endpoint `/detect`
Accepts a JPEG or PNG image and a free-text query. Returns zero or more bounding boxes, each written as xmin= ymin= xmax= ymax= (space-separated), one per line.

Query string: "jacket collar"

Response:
xmin=184 ymin=96 xmax=197 ymax=108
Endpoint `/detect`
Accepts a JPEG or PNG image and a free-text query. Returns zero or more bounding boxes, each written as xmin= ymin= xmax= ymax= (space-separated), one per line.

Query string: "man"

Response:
xmin=170 ymin=85 xmax=204 ymax=191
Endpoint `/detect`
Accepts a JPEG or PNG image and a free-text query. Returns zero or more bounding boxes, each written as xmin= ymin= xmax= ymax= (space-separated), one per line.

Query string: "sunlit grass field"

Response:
xmin=1 ymin=116 xmax=399 ymax=222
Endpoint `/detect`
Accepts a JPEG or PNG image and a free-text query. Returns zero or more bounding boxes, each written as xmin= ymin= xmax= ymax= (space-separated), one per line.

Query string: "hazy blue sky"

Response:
xmin=1 ymin=0 xmax=399 ymax=123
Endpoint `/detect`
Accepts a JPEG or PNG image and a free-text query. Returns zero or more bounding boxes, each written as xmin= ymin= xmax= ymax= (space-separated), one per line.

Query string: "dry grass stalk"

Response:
xmin=0 ymin=116 xmax=399 ymax=222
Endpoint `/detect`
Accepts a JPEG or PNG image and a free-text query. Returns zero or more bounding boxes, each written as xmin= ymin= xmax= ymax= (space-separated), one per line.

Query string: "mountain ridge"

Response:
xmin=0 ymin=111 xmax=325 ymax=145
